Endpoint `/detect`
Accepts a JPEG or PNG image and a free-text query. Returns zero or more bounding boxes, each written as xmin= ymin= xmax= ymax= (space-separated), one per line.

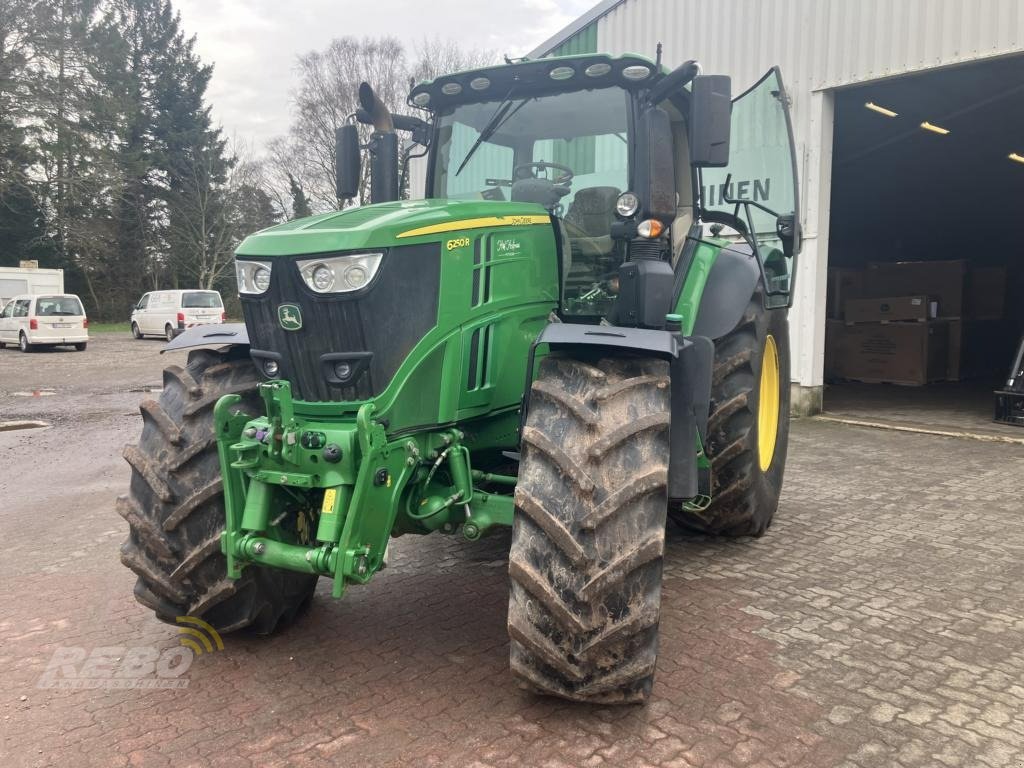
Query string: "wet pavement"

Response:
xmin=2 ymin=335 xmax=1024 ymax=767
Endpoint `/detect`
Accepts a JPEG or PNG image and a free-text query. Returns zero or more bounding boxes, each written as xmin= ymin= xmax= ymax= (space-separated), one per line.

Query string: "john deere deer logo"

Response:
xmin=278 ymin=303 xmax=302 ymax=331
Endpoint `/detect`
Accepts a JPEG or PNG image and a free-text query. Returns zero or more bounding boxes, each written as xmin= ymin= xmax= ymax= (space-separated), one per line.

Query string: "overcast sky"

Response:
xmin=174 ymin=0 xmax=596 ymax=154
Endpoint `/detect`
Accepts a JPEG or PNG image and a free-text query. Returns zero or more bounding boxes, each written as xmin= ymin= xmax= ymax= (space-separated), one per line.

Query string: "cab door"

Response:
xmin=700 ymin=67 xmax=800 ymax=307
xmin=0 ymin=301 xmax=14 ymax=341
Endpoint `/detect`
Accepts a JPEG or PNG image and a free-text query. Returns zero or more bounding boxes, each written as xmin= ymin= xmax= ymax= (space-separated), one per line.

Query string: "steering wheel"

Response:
xmin=513 ymin=161 xmax=574 ymax=186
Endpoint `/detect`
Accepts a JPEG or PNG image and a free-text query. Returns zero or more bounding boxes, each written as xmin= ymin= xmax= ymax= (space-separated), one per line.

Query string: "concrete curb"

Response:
xmin=813 ymin=414 xmax=1024 ymax=446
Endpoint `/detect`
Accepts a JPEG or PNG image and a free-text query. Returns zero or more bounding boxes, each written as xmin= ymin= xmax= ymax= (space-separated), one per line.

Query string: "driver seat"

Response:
xmin=562 ymin=186 xmax=620 ymax=259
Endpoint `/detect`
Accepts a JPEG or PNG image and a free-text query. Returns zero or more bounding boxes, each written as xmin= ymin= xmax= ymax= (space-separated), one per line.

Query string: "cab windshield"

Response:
xmin=431 ymin=87 xmax=632 ymax=314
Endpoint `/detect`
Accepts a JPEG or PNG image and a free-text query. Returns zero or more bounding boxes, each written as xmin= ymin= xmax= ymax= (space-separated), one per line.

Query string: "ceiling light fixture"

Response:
xmin=1009 ymin=152 xmax=1024 ymax=165
xmin=920 ymin=121 xmax=950 ymax=135
xmin=864 ymin=102 xmax=898 ymax=117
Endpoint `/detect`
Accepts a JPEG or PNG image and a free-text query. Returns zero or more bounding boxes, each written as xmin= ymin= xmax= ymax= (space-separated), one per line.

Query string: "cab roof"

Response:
xmin=408 ymin=53 xmax=663 ymax=112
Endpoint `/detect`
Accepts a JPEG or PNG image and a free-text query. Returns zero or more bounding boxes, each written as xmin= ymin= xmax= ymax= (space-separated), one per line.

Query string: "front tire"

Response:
xmin=19 ymin=333 xmax=32 ymax=353
xmin=119 ymin=349 xmax=318 ymax=634
xmin=131 ymin=322 xmax=142 ymax=340
xmin=672 ymin=287 xmax=791 ymax=536
xmin=509 ymin=355 xmax=670 ymax=704
xmin=164 ymin=324 xmax=175 ymax=342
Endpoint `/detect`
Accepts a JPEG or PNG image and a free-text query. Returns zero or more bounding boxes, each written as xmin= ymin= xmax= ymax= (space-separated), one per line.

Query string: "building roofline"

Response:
xmin=527 ymin=0 xmax=628 ymax=58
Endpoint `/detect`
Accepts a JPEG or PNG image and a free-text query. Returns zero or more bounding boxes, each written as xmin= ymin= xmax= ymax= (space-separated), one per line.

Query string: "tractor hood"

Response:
xmin=236 ymin=199 xmax=552 ymax=258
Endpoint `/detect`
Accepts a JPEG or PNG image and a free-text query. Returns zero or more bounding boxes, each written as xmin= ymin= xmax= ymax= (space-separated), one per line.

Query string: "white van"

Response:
xmin=0 ymin=293 xmax=89 ymax=352
xmin=130 ymin=290 xmax=225 ymax=341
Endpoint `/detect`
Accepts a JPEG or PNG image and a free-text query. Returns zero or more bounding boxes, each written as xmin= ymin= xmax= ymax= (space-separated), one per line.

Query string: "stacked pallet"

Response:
xmin=825 ymin=260 xmax=1007 ymax=386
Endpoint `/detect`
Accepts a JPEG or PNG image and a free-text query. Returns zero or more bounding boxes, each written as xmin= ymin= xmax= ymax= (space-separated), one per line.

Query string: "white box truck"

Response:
xmin=0 ymin=266 xmax=65 ymax=307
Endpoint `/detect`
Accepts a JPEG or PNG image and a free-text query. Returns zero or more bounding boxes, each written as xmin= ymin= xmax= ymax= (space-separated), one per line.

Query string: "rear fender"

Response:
xmin=691 ymin=244 xmax=760 ymax=340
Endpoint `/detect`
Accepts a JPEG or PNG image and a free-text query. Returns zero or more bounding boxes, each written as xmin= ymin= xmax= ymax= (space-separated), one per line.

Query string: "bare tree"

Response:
xmin=165 ymin=139 xmax=282 ymax=290
xmin=267 ymin=36 xmax=495 ymax=213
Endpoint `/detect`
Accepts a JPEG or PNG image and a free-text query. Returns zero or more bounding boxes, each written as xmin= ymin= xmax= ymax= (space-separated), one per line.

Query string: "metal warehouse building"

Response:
xmin=533 ymin=0 xmax=1024 ymax=427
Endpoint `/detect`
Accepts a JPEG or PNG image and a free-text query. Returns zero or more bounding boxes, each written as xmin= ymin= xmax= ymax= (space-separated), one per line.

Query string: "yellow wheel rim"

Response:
xmin=757 ymin=334 xmax=781 ymax=472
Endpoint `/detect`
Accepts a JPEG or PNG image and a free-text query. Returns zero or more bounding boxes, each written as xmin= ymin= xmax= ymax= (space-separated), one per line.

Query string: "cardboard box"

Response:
xmin=826 ymin=268 xmax=864 ymax=320
xmin=965 ymin=266 xmax=1006 ymax=320
xmin=864 ymin=260 xmax=966 ymax=318
xmin=827 ymin=320 xmax=950 ymax=386
xmin=844 ymin=295 xmax=936 ymax=324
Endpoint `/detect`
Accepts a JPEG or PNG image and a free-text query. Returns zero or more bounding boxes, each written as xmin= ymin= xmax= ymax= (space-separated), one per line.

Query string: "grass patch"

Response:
xmin=89 ymin=322 xmax=130 ymax=334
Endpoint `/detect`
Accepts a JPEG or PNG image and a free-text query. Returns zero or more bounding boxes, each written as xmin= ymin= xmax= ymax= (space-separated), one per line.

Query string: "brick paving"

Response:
xmin=3 ymin=337 xmax=1024 ymax=767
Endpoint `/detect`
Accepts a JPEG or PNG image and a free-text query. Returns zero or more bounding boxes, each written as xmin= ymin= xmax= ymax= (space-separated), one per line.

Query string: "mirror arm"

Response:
xmin=646 ymin=59 xmax=701 ymax=106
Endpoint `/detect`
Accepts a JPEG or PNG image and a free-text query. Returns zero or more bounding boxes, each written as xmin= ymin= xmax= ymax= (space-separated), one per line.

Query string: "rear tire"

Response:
xmin=119 ymin=349 xmax=318 ymax=634
xmin=19 ymin=333 xmax=32 ymax=353
xmin=509 ymin=354 xmax=670 ymax=703
xmin=671 ymin=286 xmax=791 ymax=536
xmin=74 ymin=342 xmax=87 ymax=352
xmin=131 ymin=322 xmax=142 ymax=340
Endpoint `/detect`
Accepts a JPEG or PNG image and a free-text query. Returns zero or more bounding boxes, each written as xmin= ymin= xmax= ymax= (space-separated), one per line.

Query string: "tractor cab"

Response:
xmin=340 ymin=53 xmax=801 ymax=322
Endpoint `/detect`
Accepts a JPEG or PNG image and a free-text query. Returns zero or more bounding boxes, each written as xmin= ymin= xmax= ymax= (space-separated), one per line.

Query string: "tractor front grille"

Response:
xmin=241 ymin=243 xmax=441 ymax=401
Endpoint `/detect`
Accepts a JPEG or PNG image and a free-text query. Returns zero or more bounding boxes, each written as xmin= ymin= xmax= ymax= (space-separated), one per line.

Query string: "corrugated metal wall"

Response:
xmin=598 ymin=0 xmax=1024 ymax=93
xmin=551 ymin=23 xmax=599 ymax=56
xmin=589 ymin=0 xmax=1024 ymax=391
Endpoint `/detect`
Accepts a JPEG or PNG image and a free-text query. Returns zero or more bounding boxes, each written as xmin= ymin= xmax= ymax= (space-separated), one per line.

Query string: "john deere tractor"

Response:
xmin=119 ymin=52 xmax=801 ymax=703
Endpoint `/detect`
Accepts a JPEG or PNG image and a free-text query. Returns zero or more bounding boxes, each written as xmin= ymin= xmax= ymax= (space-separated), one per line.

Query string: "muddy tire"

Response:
xmin=119 ymin=348 xmax=318 ymax=634
xmin=508 ymin=354 xmax=670 ymax=704
xmin=672 ymin=288 xmax=790 ymax=537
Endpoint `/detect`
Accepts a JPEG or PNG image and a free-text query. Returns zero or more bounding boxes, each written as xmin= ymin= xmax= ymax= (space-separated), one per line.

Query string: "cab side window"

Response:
xmin=1 ymin=302 xmax=12 ymax=318
xmin=14 ymin=300 xmax=30 ymax=318
xmin=137 ymin=294 xmax=150 ymax=310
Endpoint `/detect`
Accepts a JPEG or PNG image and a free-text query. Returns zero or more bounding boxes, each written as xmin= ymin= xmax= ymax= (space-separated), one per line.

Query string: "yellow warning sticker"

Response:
xmin=322 ymin=488 xmax=337 ymax=514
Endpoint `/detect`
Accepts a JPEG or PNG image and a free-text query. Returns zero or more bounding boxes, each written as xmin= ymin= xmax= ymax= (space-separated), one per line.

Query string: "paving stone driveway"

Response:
xmin=2 ymin=340 xmax=1024 ymax=767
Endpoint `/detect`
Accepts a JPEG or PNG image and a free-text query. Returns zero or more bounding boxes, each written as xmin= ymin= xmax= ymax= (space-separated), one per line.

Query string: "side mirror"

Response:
xmin=777 ymin=212 xmax=802 ymax=257
xmin=689 ymin=75 xmax=731 ymax=167
xmin=336 ymin=125 xmax=361 ymax=201
xmin=635 ymin=106 xmax=676 ymax=223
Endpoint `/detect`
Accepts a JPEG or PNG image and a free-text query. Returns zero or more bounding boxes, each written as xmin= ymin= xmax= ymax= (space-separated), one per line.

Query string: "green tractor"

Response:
xmin=119 ymin=52 xmax=800 ymax=703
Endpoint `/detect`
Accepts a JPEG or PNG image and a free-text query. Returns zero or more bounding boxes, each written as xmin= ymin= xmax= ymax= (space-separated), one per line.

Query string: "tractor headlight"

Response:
xmin=615 ymin=191 xmax=640 ymax=218
xmin=311 ymin=265 xmax=334 ymax=291
xmin=236 ymin=260 xmax=273 ymax=295
xmin=298 ymin=253 xmax=383 ymax=294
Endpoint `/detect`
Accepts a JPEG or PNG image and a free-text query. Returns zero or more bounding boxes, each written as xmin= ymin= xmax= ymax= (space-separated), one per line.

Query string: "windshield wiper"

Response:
xmin=455 ymin=92 xmax=524 ymax=178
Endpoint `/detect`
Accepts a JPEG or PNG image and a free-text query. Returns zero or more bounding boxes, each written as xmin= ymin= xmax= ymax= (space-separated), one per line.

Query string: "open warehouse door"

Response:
xmin=824 ymin=54 xmax=1024 ymax=437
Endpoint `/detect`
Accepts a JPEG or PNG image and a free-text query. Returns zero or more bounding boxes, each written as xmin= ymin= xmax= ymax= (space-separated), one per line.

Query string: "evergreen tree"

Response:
xmin=288 ymin=173 xmax=312 ymax=219
xmin=83 ymin=0 xmax=233 ymax=314
xmin=0 ymin=0 xmax=55 ymax=265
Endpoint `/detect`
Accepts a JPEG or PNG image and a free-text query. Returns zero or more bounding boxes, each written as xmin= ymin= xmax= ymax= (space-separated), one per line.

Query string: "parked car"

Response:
xmin=0 ymin=293 xmax=89 ymax=352
xmin=130 ymin=289 xmax=225 ymax=341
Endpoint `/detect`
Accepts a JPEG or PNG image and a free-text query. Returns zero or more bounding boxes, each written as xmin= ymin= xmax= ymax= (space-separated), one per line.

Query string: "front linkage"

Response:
xmin=215 ymin=381 xmax=515 ymax=598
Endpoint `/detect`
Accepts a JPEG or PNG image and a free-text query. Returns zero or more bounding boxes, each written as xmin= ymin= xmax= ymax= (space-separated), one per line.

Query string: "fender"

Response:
xmin=691 ymin=243 xmax=760 ymax=340
xmin=161 ymin=322 xmax=250 ymax=354
xmin=521 ymin=323 xmax=713 ymax=500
